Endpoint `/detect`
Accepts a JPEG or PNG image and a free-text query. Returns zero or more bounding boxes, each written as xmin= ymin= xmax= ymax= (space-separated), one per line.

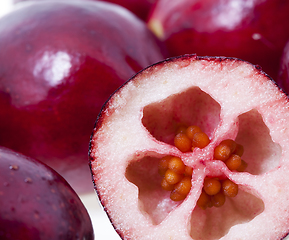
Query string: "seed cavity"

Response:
xmin=159 ymin=124 xmax=247 ymax=209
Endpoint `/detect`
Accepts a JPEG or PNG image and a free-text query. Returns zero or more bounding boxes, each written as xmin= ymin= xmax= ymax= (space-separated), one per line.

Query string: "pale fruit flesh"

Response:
xmin=89 ymin=55 xmax=289 ymax=239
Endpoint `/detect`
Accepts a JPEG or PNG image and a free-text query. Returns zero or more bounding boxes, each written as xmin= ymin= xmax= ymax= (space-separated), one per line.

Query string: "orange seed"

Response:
xmin=168 ymin=157 xmax=185 ymax=174
xmin=161 ymin=178 xmax=175 ymax=191
xmin=165 ymin=169 xmax=183 ymax=185
xmin=225 ymin=154 xmax=242 ymax=171
xmin=158 ymin=155 xmax=172 ymax=176
xmin=211 ymin=191 xmax=226 ymax=207
xmin=176 ymin=124 xmax=188 ymax=134
xmin=233 ymin=143 xmax=244 ymax=157
xmin=170 ymin=189 xmax=187 ymax=201
xmin=174 ymin=176 xmax=192 ymax=195
xmin=237 ymin=159 xmax=248 ymax=172
xmin=184 ymin=166 xmax=193 ymax=177
xmin=186 ymin=125 xmax=202 ymax=140
xmin=197 ymin=190 xmax=211 ymax=210
xmin=192 ymin=132 xmax=210 ymax=149
xmin=203 ymin=178 xmax=221 ymax=196
xmin=214 ymin=139 xmax=237 ymax=161
xmin=174 ymin=133 xmax=192 ymax=152
xmin=222 ymin=179 xmax=238 ymax=197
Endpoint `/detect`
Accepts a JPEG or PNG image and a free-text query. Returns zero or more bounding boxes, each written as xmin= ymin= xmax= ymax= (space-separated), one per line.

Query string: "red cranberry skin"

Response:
xmin=0 ymin=147 xmax=94 ymax=240
xmin=99 ymin=0 xmax=157 ymax=20
xmin=277 ymin=41 xmax=289 ymax=94
xmin=148 ymin=0 xmax=289 ymax=80
xmin=13 ymin=0 xmax=158 ymax=21
xmin=0 ymin=1 xmax=166 ymax=193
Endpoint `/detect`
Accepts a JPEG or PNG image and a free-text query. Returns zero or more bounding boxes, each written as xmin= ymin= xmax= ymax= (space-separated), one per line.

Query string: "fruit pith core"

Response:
xmin=158 ymin=125 xmax=247 ymax=209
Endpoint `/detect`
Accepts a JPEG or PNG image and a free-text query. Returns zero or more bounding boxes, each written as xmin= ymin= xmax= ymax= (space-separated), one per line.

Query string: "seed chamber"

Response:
xmin=126 ymin=155 xmax=180 ymax=225
xmin=235 ymin=109 xmax=282 ymax=175
xmin=189 ymin=189 xmax=265 ymax=240
xmin=142 ymin=86 xmax=221 ymax=145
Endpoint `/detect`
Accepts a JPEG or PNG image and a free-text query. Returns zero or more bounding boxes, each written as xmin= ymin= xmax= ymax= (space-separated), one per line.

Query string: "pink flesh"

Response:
xmin=90 ymin=56 xmax=289 ymax=239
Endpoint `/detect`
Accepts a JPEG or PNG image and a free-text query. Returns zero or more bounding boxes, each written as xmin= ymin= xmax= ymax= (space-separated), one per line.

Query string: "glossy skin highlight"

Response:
xmin=148 ymin=0 xmax=289 ymax=80
xmin=0 ymin=1 xmax=166 ymax=193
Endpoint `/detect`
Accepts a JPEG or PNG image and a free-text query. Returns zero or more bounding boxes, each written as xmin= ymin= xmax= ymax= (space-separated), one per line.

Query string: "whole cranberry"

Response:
xmin=148 ymin=0 xmax=289 ymax=80
xmin=0 ymin=0 xmax=166 ymax=193
xmin=0 ymin=147 xmax=94 ymax=240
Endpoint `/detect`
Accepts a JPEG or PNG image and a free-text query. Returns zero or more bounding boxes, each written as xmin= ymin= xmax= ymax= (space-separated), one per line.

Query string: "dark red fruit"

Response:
xmin=0 ymin=147 xmax=94 ymax=240
xmin=13 ymin=0 xmax=157 ymax=21
xmin=277 ymin=40 xmax=289 ymax=94
xmin=148 ymin=0 xmax=289 ymax=80
xmin=89 ymin=55 xmax=289 ymax=239
xmin=0 ymin=0 xmax=165 ymax=193
xmin=99 ymin=0 xmax=157 ymax=20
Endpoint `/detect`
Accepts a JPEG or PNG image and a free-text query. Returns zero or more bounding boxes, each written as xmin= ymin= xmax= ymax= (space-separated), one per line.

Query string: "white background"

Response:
xmin=0 ymin=1 xmax=120 ymax=239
